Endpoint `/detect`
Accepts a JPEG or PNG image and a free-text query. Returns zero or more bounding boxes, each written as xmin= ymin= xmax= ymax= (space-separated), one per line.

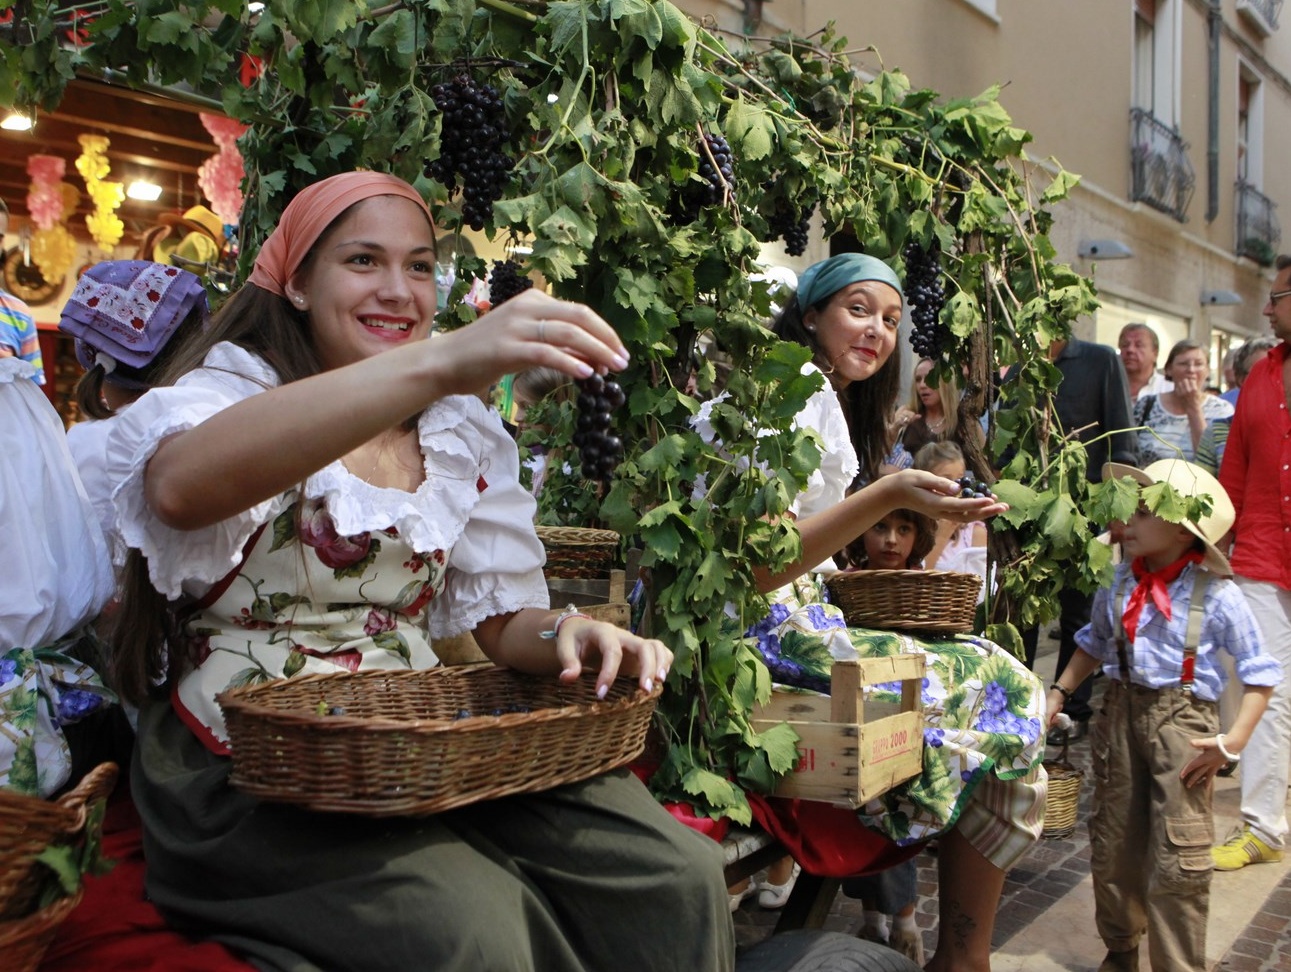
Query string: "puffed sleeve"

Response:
xmin=790 ymin=372 xmax=857 ymax=520
xmin=104 ymin=344 xmax=292 ymax=600
xmin=425 ymin=395 xmax=549 ymax=638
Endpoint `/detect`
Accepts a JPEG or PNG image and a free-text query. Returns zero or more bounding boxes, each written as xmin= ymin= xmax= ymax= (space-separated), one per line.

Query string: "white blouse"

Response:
xmin=104 ymin=342 xmax=549 ymax=637
xmin=0 ymin=357 xmax=115 ymax=651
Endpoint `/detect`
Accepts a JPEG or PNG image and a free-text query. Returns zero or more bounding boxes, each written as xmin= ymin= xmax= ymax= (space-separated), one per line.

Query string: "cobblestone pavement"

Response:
xmin=732 ymin=669 xmax=1291 ymax=971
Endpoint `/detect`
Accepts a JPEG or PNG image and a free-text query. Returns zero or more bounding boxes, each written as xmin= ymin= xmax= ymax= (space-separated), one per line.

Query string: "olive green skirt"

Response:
xmin=133 ymin=702 xmax=734 ymax=972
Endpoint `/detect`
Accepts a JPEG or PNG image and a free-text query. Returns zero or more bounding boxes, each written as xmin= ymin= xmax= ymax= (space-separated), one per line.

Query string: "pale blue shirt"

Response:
xmin=1075 ymin=562 xmax=1279 ymax=701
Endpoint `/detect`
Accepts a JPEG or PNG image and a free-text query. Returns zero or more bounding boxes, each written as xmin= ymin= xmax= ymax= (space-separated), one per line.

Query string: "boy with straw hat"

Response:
xmin=1046 ymin=459 xmax=1279 ymax=972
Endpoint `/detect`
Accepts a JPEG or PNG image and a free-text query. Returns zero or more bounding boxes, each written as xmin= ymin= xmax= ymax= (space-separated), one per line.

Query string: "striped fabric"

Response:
xmin=0 ymin=290 xmax=43 ymax=383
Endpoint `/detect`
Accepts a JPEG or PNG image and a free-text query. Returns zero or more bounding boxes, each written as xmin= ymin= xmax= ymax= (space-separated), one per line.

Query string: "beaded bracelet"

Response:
xmin=1215 ymin=733 xmax=1241 ymax=763
xmin=1049 ymin=682 xmax=1072 ymax=701
xmin=540 ymin=603 xmax=592 ymax=640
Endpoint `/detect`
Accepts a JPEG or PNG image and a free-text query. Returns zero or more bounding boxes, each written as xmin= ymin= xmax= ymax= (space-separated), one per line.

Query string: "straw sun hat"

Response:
xmin=1102 ymin=459 xmax=1235 ymax=575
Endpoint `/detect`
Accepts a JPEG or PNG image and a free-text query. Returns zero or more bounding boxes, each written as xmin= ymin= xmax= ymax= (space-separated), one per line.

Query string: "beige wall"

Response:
xmin=759 ymin=0 xmax=1291 ymax=352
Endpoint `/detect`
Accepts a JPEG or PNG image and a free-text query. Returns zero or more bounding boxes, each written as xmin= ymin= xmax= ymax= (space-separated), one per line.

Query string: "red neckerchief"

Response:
xmin=1122 ymin=549 xmax=1204 ymax=643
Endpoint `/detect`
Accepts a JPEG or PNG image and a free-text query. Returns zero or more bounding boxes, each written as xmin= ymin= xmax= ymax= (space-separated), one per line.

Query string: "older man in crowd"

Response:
xmin=1118 ymin=322 xmax=1171 ymax=399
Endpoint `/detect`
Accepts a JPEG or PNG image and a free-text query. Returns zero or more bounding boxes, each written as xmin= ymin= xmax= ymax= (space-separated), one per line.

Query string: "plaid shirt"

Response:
xmin=1076 ymin=562 xmax=1280 ymax=701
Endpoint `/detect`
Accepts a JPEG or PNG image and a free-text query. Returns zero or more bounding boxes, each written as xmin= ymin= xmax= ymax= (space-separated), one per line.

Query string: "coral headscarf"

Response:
xmin=247 ymin=172 xmax=434 ymax=297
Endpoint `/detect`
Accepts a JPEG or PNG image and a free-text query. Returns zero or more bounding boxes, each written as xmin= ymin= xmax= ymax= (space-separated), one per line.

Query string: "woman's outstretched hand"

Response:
xmin=554 ymin=618 xmax=672 ymax=699
xmin=426 ymin=290 xmax=630 ymax=398
xmin=880 ymin=468 xmax=1009 ymax=522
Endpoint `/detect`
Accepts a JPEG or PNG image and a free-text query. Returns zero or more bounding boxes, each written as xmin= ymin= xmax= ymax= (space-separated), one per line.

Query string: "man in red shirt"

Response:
xmin=1212 ymin=254 xmax=1291 ymax=870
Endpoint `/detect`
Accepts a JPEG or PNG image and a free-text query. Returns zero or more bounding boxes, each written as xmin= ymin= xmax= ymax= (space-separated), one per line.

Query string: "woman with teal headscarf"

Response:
xmin=751 ymin=253 xmax=1047 ymax=972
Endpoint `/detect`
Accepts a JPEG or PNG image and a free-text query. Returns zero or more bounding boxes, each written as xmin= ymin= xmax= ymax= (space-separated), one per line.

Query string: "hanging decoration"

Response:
xmin=25 ymin=154 xmax=65 ymax=230
xmin=75 ymin=134 xmax=124 ymax=253
xmin=26 ymin=161 xmax=80 ymax=284
xmin=197 ymin=113 xmax=249 ymax=226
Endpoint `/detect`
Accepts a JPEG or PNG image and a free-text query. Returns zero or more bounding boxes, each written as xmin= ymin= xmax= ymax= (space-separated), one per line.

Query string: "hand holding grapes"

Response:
xmin=428 ymin=289 xmax=629 ymax=399
xmin=878 ymin=468 xmax=1007 ymax=523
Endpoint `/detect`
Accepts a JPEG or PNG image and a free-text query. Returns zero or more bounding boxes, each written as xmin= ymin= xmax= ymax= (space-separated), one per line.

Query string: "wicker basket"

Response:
xmin=218 ymin=665 xmax=661 ymax=817
xmin=825 ymin=569 xmax=982 ymax=634
xmin=1042 ymin=733 xmax=1084 ymax=840
xmin=0 ymin=888 xmax=84 ymax=972
xmin=535 ymin=526 xmax=620 ymax=579
xmin=0 ymin=761 xmax=118 ymax=921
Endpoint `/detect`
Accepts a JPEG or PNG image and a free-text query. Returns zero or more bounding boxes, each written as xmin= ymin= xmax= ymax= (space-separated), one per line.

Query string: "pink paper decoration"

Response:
xmin=197 ymin=112 xmax=249 ymax=225
xmin=26 ymin=154 xmax=66 ymax=231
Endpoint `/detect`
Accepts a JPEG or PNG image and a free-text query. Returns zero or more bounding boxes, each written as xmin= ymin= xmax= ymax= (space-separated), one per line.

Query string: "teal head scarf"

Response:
xmin=795 ymin=253 xmax=903 ymax=311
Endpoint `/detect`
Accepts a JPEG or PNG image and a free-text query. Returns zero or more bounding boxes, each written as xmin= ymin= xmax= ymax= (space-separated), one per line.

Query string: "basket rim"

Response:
xmin=215 ymin=665 xmax=662 ymax=733
xmin=827 ymin=567 xmax=984 ymax=585
xmin=534 ymin=525 xmax=620 ymax=546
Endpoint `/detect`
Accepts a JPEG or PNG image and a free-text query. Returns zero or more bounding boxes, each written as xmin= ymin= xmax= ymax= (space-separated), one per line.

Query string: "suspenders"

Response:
xmin=1112 ymin=568 xmax=1212 ymax=692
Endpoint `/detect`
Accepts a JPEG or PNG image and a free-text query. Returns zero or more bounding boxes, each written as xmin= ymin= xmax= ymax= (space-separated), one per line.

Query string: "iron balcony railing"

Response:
xmin=1130 ymin=108 xmax=1196 ymax=222
xmin=1236 ymin=181 xmax=1281 ymax=267
xmin=1236 ymin=0 xmax=1283 ymax=35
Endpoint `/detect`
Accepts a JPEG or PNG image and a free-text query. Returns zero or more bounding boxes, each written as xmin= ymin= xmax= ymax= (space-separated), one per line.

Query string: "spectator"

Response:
xmin=1022 ymin=334 xmax=1139 ymax=742
xmin=1118 ymin=323 xmax=1172 ymax=399
xmin=1211 ymin=254 xmax=1291 ymax=872
xmin=0 ymin=199 xmax=44 ymax=384
xmin=1133 ymin=340 xmax=1233 ymax=465
xmin=1196 ymin=337 xmax=1279 ymax=475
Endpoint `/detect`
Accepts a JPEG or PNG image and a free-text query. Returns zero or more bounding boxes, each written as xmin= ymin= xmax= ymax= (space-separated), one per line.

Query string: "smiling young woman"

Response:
xmin=98 ymin=171 xmax=733 ymax=972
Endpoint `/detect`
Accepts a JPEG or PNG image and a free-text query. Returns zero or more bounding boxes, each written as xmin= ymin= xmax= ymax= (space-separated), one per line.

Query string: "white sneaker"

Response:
xmin=757 ymin=863 xmax=801 ymax=909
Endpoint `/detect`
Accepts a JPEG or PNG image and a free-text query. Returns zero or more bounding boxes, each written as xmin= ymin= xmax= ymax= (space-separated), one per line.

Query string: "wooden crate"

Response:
xmin=750 ymin=654 xmax=925 ymax=807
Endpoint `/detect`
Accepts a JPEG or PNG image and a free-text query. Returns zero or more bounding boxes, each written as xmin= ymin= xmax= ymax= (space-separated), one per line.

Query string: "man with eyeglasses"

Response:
xmin=1212 ymin=254 xmax=1291 ymax=871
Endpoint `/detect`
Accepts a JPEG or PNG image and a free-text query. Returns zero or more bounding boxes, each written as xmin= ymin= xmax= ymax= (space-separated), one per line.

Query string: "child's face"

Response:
xmin=864 ymin=515 xmax=917 ymax=569
xmin=928 ymin=459 xmax=965 ymax=481
xmin=1119 ymin=504 xmax=1196 ymax=570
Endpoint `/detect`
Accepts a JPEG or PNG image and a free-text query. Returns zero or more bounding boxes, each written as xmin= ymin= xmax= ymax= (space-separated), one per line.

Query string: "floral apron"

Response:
xmin=175 ymin=494 xmax=446 ymax=752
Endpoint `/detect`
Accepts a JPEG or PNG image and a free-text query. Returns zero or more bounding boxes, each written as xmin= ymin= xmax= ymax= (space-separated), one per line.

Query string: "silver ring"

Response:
xmin=537 ymin=320 xmax=547 ymax=343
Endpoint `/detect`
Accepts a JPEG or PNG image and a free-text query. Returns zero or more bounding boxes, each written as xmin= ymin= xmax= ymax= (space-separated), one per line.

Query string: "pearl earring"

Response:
xmin=805 ymin=324 xmax=816 ymax=333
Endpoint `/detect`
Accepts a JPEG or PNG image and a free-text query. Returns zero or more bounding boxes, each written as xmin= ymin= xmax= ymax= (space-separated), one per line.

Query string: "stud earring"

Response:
xmin=293 ymin=295 xmax=305 ymax=305
xmin=805 ymin=324 xmax=816 ymax=333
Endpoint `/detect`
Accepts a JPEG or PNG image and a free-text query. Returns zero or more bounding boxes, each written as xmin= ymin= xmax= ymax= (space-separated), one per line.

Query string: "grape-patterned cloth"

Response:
xmin=744 ymin=577 xmax=1045 ymax=846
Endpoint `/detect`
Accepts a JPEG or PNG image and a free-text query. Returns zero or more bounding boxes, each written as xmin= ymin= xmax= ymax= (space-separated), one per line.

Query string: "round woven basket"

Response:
xmin=217 ymin=665 xmax=661 ymax=817
xmin=0 ymin=887 xmax=85 ymax=972
xmin=0 ymin=761 xmax=118 ymax=921
xmin=535 ymin=525 xmax=620 ymax=579
xmin=825 ymin=569 xmax=982 ymax=634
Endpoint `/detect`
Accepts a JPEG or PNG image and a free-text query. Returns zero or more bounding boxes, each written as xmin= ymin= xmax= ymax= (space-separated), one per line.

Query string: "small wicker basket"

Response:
xmin=0 ymin=888 xmax=85 ymax=972
xmin=535 ymin=526 xmax=620 ymax=579
xmin=826 ymin=569 xmax=982 ymax=634
xmin=218 ymin=665 xmax=661 ymax=817
xmin=0 ymin=761 xmax=118 ymax=921
xmin=1042 ymin=732 xmax=1084 ymax=840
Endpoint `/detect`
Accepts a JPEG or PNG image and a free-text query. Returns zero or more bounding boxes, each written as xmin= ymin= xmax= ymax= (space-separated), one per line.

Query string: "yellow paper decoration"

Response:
xmin=86 ymin=211 xmax=125 ymax=251
xmin=76 ymin=133 xmax=125 ymax=252
xmin=31 ymin=225 xmax=77 ymax=282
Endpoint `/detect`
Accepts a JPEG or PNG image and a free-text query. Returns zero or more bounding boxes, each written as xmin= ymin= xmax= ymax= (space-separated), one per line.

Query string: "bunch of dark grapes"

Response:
xmin=677 ymin=133 xmax=736 ymax=222
xmin=904 ymin=241 xmax=948 ymax=359
xmin=488 ymin=259 xmax=533 ymax=307
xmin=572 ymin=374 xmax=626 ymax=481
xmin=956 ymin=473 xmax=995 ymax=499
xmin=768 ymin=202 xmax=813 ymax=257
xmin=424 ymin=75 xmax=514 ymax=231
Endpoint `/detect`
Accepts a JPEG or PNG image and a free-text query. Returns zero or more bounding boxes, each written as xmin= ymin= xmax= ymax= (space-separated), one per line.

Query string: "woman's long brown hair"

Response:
xmin=109 ymin=283 xmax=324 ymax=705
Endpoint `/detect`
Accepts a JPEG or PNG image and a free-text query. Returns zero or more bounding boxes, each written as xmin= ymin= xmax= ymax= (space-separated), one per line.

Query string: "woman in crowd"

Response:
xmin=1133 ymin=339 xmax=1233 ymax=465
xmin=103 ymin=171 xmax=732 ymax=972
xmin=897 ymin=356 xmax=961 ymax=457
xmin=59 ymin=260 xmax=209 ymax=561
xmin=748 ymin=252 xmax=1047 ymax=972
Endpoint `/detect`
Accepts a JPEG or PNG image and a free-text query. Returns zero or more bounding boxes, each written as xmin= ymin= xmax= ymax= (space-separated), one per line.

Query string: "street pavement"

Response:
xmin=732 ymin=635 xmax=1291 ymax=971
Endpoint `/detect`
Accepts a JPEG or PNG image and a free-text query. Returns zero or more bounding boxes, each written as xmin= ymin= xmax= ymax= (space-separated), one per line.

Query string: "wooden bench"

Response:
xmin=722 ymin=827 xmax=843 ymax=933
